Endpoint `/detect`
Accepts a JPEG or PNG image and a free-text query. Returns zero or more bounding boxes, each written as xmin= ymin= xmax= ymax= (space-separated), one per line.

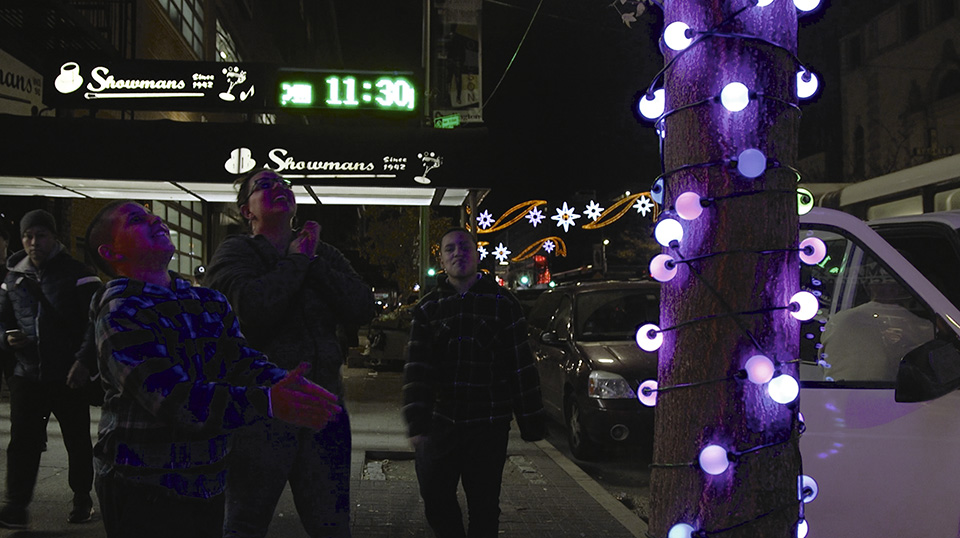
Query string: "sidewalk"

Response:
xmin=0 ymin=370 xmax=647 ymax=537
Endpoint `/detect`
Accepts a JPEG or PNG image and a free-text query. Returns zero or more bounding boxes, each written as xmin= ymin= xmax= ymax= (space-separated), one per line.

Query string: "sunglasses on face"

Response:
xmin=240 ymin=176 xmax=293 ymax=205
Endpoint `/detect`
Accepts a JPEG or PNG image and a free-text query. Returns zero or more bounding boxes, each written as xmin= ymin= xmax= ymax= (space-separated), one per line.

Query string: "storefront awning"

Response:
xmin=0 ymin=114 xmax=492 ymax=206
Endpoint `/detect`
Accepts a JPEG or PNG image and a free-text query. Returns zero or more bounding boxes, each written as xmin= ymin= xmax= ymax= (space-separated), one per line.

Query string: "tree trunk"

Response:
xmin=649 ymin=3 xmax=802 ymax=537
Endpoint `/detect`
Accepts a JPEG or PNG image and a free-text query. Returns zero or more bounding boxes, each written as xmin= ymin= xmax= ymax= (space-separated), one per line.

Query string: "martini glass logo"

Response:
xmin=55 ymin=62 xmax=84 ymax=94
xmin=225 ymin=148 xmax=257 ymax=174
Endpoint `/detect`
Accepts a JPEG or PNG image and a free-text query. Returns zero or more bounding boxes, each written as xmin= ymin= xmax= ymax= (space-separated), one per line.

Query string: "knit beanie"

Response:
xmin=20 ymin=209 xmax=57 ymax=235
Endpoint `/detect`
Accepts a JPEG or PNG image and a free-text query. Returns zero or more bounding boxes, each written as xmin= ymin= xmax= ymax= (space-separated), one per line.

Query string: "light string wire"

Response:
xmin=483 ymin=0 xmax=545 ymax=110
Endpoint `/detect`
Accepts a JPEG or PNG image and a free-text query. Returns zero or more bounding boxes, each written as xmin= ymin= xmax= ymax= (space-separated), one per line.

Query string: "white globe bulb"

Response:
xmin=799 ymin=474 xmax=819 ymax=503
xmin=799 ymin=237 xmax=827 ymax=265
xmin=651 ymin=178 xmax=665 ymax=204
xmin=636 ymin=324 xmax=663 ymax=352
xmin=737 ymin=148 xmax=767 ymax=178
xmin=720 ymin=82 xmax=750 ymax=112
xmin=638 ymin=88 xmax=666 ymax=120
xmin=655 ymin=218 xmax=683 ymax=247
xmin=745 ymin=355 xmax=775 ymax=384
xmin=796 ymin=69 xmax=819 ymax=99
xmin=637 ymin=379 xmax=658 ymax=407
xmin=789 ymin=291 xmax=818 ymax=321
xmin=794 ymin=0 xmax=820 ymax=12
xmin=675 ymin=192 xmax=703 ymax=220
xmin=650 ymin=254 xmax=677 ymax=282
xmin=797 ymin=187 xmax=815 ymax=215
xmin=699 ymin=444 xmax=730 ymax=475
xmin=664 ymin=22 xmax=693 ymax=51
xmin=669 ymin=523 xmax=696 ymax=538
xmin=797 ymin=518 xmax=809 ymax=538
xmin=768 ymin=374 xmax=800 ymax=404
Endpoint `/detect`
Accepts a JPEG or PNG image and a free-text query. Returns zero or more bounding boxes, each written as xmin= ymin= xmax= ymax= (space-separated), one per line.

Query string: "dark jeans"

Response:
xmin=5 ymin=375 xmax=93 ymax=509
xmin=96 ymin=472 xmax=224 ymax=538
xmin=414 ymin=423 xmax=510 ymax=538
xmin=224 ymin=409 xmax=352 ymax=538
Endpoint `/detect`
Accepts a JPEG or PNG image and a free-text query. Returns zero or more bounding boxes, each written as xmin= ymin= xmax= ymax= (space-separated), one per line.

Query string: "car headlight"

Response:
xmin=588 ymin=371 xmax=635 ymax=399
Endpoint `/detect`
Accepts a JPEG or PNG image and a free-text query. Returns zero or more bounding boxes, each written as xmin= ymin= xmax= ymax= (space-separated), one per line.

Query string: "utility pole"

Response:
xmin=644 ymin=2 xmax=807 ymax=537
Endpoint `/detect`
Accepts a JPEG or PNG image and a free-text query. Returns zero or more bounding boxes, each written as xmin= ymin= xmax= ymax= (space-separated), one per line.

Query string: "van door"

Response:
xmin=798 ymin=209 xmax=960 ymax=537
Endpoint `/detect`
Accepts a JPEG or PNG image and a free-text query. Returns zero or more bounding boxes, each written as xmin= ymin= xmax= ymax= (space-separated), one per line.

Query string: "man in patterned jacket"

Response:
xmin=403 ymin=228 xmax=545 ymax=538
xmin=84 ymin=201 xmax=342 ymax=538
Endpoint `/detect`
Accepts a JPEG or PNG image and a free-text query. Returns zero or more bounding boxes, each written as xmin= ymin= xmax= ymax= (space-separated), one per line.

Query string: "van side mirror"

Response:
xmin=895 ymin=338 xmax=960 ymax=402
xmin=540 ymin=331 xmax=561 ymax=345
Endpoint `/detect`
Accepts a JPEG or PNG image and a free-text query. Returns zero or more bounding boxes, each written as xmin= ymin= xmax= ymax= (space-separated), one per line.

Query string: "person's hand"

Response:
xmin=269 ymin=362 xmax=341 ymax=430
xmin=5 ymin=329 xmax=28 ymax=349
xmin=289 ymin=221 xmax=321 ymax=258
xmin=66 ymin=361 xmax=91 ymax=389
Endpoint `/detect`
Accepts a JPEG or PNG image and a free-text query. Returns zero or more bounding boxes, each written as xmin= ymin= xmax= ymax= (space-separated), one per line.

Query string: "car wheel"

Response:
xmin=567 ymin=399 xmax=598 ymax=461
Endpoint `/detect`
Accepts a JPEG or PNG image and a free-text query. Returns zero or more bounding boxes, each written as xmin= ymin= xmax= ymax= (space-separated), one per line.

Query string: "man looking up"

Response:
xmin=85 ymin=201 xmax=341 ymax=538
xmin=0 ymin=209 xmax=100 ymax=528
xmin=402 ymin=228 xmax=545 ymax=538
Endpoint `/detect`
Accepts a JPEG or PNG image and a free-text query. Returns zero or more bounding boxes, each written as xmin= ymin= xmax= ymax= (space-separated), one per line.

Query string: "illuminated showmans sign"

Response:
xmin=44 ymin=60 xmax=420 ymax=114
xmin=46 ymin=59 xmax=268 ymax=111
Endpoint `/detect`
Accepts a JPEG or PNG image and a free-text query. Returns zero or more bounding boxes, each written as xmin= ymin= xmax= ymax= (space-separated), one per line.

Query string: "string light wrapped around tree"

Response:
xmin=634 ymin=1 xmax=822 ymax=537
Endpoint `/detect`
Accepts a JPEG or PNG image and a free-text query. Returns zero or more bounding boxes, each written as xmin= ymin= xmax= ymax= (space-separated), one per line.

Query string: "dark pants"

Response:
xmin=96 ymin=472 xmax=224 ymax=538
xmin=224 ymin=409 xmax=352 ymax=538
xmin=414 ymin=423 xmax=510 ymax=538
xmin=5 ymin=375 xmax=93 ymax=509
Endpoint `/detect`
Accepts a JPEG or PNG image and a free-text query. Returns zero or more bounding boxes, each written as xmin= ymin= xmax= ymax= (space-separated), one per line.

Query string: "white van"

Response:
xmin=798 ymin=208 xmax=960 ymax=537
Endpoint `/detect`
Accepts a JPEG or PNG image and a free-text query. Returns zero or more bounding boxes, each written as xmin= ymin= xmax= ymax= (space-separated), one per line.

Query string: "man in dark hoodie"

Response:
xmin=0 ymin=209 xmax=101 ymax=528
xmin=402 ymin=228 xmax=545 ymax=538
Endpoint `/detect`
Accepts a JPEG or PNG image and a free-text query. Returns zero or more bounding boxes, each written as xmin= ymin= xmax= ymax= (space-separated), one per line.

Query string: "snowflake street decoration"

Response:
xmin=543 ymin=240 xmax=556 ymax=254
xmin=476 ymin=210 xmax=495 ymax=230
xmin=551 ymin=202 xmax=581 ymax=233
xmin=633 ymin=195 xmax=654 ymax=216
xmin=525 ymin=207 xmax=545 ymax=227
xmin=584 ymin=200 xmax=604 ymax=221
xmin=477 ymin=245 xmax=488 ymax=260
xmin=493 ymin=242 xmax=511 ymax=263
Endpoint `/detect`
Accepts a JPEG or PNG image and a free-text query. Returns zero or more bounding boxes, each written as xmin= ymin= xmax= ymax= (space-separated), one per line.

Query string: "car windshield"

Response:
xmin=575 ymin=290 xmax=657 ymax=342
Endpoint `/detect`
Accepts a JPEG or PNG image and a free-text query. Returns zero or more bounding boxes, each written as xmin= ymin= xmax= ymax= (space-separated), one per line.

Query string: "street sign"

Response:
xmin=433 ymin=113 xmax=461 ymax=129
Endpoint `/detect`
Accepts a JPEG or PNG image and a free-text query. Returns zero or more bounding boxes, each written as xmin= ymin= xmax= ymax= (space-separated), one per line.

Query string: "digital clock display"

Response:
xmin=278 ymin=70 xmax=417 ymax=112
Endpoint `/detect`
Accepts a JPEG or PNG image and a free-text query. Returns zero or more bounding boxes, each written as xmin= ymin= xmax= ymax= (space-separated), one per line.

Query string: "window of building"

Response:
xmin=216 ymin=20 xmax=241 ymax=62
xmin=844 ymin=35 xmax=863 ymax=70
xmin=151 ymin=200 xmax=204 ymax=278
xmin=938 ymin=0 xmax=956 ymax=20
xmin=156 ymin=0 xmax=205 ymax=58
xmin=853 ymin=124 xmax=865 ymax=178
xmin=902 ymin=1 xmax=921 ymax=41
xmin=937 ymin=70 xmax=960 ymax=100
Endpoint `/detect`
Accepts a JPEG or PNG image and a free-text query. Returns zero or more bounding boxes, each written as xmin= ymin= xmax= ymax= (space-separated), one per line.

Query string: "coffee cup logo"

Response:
xmin=55 ymin=62 xmax=83 ymax=94
xmin=225 ymin=148 xmax=256 ymax=174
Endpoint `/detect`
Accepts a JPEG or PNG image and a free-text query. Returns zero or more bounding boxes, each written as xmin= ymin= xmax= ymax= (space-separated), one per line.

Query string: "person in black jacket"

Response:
xmin=403 ymin=228 xmax=545 ymax=538
xmin=206 ymin=169 xmax=376 ymax=538
xmin=0 ymin=209 xmax=101 ymax=529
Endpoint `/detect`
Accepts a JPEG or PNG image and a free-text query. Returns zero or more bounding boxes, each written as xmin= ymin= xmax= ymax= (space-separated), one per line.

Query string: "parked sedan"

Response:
xmin=526 ymin=280 xmax=660 ymax=460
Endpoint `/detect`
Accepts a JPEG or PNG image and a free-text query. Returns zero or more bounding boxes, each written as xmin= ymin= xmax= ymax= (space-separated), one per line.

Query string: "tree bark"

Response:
xmin=649 ymin=2 xmax=802 ymax=537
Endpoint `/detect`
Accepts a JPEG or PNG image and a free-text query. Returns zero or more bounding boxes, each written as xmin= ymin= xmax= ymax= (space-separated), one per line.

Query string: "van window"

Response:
xmin=799 ymin=229 xmax=936 ymax=385
xmin=549 ymin=296 xmax=574 ymax=340
xmin=872 ymin=223 xmax=960 ymax=311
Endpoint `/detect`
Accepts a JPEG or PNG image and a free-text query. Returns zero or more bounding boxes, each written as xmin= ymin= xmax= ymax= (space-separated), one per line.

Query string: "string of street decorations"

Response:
xmin=473 ymin=192 xmax=662 ymax=264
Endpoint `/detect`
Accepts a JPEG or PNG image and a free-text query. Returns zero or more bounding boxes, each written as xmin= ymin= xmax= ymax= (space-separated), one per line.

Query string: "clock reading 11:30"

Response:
xmin=325 ymin=76 xmax=415 ymax=110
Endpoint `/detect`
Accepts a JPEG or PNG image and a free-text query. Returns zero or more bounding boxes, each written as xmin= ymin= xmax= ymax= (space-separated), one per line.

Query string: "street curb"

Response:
xmin=534 ymin=439 xmax=648 ymax=538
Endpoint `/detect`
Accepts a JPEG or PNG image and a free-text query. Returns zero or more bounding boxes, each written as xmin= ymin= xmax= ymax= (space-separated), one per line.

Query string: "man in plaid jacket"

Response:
xmin=403 ymin=228 xmax=545 ymax=538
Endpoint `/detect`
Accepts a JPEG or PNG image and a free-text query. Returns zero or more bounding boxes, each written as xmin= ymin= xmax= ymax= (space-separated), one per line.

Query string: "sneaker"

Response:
xmin=0 ymin=504 xmax=28 ymax=529
xmin=68 ymin=494 xmax=93 ymax=524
